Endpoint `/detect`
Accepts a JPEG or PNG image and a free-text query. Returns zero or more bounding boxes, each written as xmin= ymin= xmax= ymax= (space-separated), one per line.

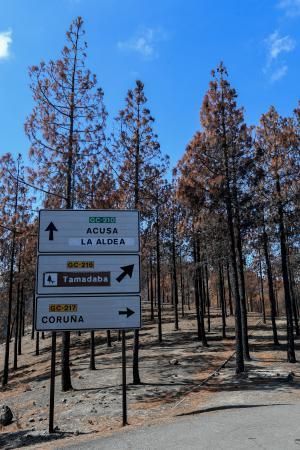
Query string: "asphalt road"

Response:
xmin=61 ymin=401 xmax=300 ymax=449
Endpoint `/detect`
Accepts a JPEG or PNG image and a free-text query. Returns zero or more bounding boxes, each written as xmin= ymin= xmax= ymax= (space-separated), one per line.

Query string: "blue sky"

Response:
xmin=0 ymin=0 xmax=300 ymax=169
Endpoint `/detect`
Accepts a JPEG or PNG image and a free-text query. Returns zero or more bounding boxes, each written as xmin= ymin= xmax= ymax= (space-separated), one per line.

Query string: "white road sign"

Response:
xmin=38 ymin=209 xmax=140 ymax=254
xmin=37 ymin=254 xmax=140 ymax=295
xmin=35 ymin=296 xmax=141 ymax=331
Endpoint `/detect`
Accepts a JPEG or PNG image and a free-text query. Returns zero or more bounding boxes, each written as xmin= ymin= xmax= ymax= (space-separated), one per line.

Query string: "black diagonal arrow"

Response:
xmin=116 ymin=264 xmax=134 ymax=283
xmin=118 ymin=307 xmax=135 ymax=318
xmin=45 ymin=222 xmax=58 ymax=241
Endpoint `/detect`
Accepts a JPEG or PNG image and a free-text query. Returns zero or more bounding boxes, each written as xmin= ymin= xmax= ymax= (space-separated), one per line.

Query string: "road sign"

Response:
xmin=38 ymin=209 xmax=140 ymax=254
xmin=37 ymin=254 xmax=140 ymax=295
xmin=36 ymin=209 xmax=141 ymax=433
xmin=35 ymin=296 xmax=141 ymax=331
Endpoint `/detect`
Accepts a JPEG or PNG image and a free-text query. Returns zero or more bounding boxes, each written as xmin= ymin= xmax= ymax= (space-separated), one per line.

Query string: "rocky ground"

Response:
xmin=0 ymin=306 xmax=299 ymax=449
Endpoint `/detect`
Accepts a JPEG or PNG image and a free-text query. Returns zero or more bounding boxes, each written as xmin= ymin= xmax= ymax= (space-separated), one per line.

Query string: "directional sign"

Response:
xmin=37 ymin=254 xmax=140 ymax=295
xmin=35 ymin=296 xmax=141 ymax=331
xmin=38 ymin=210 xmax=140 ymax=254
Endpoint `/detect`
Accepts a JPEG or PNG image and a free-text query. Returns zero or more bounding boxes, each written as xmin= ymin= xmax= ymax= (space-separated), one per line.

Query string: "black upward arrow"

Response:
xmin=45 ymin=222 xmax=58 ymax=241
xmin=116 ymin=264 xmax=134 ymax=283
xmin=118 ymin=307 xmax=135 ymax=318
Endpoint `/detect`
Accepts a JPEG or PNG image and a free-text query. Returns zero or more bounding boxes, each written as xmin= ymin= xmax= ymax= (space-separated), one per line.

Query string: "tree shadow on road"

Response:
xmin=176 ymin=402 xmax=292 ymax=417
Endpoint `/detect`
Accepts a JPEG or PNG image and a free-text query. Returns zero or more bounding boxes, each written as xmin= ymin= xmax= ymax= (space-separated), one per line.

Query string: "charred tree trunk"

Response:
xmin=262 ymin=219 xmax=279 ymax=345
xmin=276 ymin=175 xmax=296 ymax=363
xmin=180 ymin=253 xmax=185 ymax=318
xmin=2 ymin=157 xmax=20 ymax=386
xmin=131 ymin=96 xmax=142 ymax=385
xmin=132 ymin=333 xmax=141 ymax=384
xmin=154 ymin=271 xmax=157 ymax=307
xmin=147 ymin=269 xmax=150 ymax=309
xmin=219 ymin=265 xmax=226 ymax=338
xmin=289 ymin=269 xmax=300 ymax=336
xmin=222 ymin=266 xmax=228 ymax=318
xmin=60 ymin=25 xmax=81 ymax=392
xmin=236 ymin=221 xmax=250 ymax=360
xmin=193 ymin=239 xmax=202 ymax=341
xmin=18 ymin=284 xmax=24 ymax=355
xmin=274 ymin=284 xmax=279 ymax=316
xmin=156 ymin=206 xmax=162 ymax=343
xmin=186 ymin=272 xmax=191 ymax=311
xmin=31 ymin=288 xmax=35 ymax=340
xmin=61 ymin=331 xmax=72 ymax=391
xmin=35 ymin=331 xmax=40 ymax=356
xmin=201 ymin=267 xmax=207 ymax=316
xmin=13 ymin=283 xmax=20 ymax=370
xmin=291 ymin=289 xmax=300 ymax=337
xmin=226 ymin=261 xmax=234 ymax=316
xmin=216 ymin=286 xmax=220 ymax=309
xmin=89 ymin=331 xmax=96 ymax=370
xmin=149 ymin=255 xmax=154 ymax=320
xmin=224 ymin=171 xmax=244 ymax=372
xmin=205 ymin=265 xmax=211 ymax=332
xmin=196 ymin=240 xmax=208 ymax=346
xmin=258 ymin=249 xmax=266 ymax=324
xmin=22 ymin=291 xmax=25 ymax=337
xmin=106 ymin=330 xmax=112 ymax=347
xmin=172 ymin=214 xmax=179 ymax=331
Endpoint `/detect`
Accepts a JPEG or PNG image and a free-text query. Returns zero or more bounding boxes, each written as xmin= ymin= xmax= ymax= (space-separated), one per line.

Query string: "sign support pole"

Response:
xmin=31 ymin=284 xmax=35 ymax=340
xmin=49 ymin=331 xmax=56 ymax=433
xmin=121 ymin=330 xmax=127 ymax=426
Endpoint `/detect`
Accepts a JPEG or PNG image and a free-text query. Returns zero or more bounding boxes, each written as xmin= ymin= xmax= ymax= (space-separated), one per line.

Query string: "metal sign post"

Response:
xmin=35 ymin=209 xmax=141 ymax=432
xmin=49 ymin=332 xmax=56 ymax=434
xmin=122 ymin=330 xmax=127 ymax=426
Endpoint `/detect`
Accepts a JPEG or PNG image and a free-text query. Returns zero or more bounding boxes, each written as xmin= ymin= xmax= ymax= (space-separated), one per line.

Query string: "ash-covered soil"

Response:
xmin=0 ymin=307 xmax=299 ymax=449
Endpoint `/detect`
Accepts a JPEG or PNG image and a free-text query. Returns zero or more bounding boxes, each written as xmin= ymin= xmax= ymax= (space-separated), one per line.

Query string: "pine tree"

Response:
xmin=25 ymin=17 xmax=108 ymax=391
xmin=113 ymin=80 xmax=168 ymax=383
xmin=256 ymin=107 xmax=298 ymax=362
xmin=25 ymin=17 xmax=107 ymax=207
xmin=176 ymin=63 xmax=253 ymax=372
xmin=0 ymin=153 xmax=33 ymax=385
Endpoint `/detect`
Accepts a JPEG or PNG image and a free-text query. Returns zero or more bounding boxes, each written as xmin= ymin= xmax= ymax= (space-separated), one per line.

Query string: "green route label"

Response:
xmin=89 ymin=216 xmax=116 ymax=224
